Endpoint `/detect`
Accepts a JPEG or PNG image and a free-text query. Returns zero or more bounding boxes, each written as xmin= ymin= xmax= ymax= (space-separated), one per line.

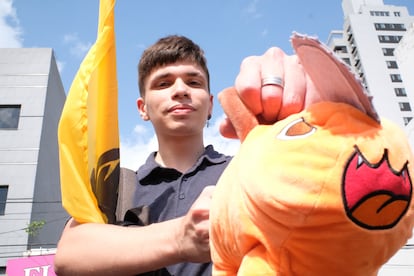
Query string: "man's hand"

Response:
xmin=221 ymin=34 xmax=379 ymax=140
xmin=175 ymin=186 xmax=215 ymax=263
xmin=221 ymin=47 xmax=321 ymax=138
xmin=235 ymin=47 xmax=313 ymax=123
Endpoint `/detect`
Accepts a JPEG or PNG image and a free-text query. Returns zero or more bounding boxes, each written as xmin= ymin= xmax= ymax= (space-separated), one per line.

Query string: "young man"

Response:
xmin=54 ymin=35 xmax=230 ymax=276
xmin=55 ymin=35 xmax=352 ymax=275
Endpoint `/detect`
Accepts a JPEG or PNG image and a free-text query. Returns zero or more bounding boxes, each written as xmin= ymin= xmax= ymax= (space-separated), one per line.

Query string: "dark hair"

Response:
xmin=138 ymin=35 xmax=210 ymax=96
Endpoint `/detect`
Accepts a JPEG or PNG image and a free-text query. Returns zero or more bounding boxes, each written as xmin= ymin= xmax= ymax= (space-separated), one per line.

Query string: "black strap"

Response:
xmin=116 ymin=167 xmax=138 ymax=222
xmin=118 ymin=205 xmax=150 ymax=226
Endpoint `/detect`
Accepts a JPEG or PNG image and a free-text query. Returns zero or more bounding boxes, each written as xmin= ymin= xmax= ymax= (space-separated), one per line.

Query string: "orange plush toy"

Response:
xmin=210 ymin=34 xmax=414 ymax=276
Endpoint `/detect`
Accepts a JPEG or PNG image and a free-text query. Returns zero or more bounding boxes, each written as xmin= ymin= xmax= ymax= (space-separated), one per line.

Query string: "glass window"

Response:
xmin=395 ymin=88 xmax=407 ymax=97
xmin=378 ymin=35 xmax=402 ymax=43
xmin=0 ymin=186 xmax=8 ymax=215
xmin=399 ymin=102 xmax=411 ymax=112
xmin=391 ymin=74 xmax=402 ymax=82
xmin=334 ymin=45 xmax=347 ymax=54
xmin=343 ymin=58 xmax=351 ymax=66
xmin=372 ymin=11 xmax=389 ymax=16
xmin=386 ymin=60 xmax=398 ymax=69
xmin=404 ymin=117 xmax=412 ymax=125
xmin=382 ymin=48 xmax=394 ymax=56
xmin=375 ymin=23 xmax=406 ymax=31
xmin=378 ymin=35 xmax=388 ymax=42
xmin=0 ymin=105 xmax=21 ymax=129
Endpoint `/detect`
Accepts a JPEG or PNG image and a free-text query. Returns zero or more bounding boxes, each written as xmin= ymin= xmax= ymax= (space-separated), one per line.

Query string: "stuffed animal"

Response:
xmin=210 ymin=34 xmax=414 ymax=276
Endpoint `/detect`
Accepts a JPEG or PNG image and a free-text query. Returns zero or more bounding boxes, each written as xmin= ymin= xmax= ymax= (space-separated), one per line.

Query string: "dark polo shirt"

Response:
xmin=132 ymin=145 xmax=231 ymax=276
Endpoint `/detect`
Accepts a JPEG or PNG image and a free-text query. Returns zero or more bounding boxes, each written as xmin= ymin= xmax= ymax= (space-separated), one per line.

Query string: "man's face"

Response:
xmin=137 ymin=62 xmax=213 ymax=137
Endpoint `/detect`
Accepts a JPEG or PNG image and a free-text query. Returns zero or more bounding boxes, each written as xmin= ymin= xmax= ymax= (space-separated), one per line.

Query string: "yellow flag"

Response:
xmin=58 ymin=0 xmax=120 ymax=224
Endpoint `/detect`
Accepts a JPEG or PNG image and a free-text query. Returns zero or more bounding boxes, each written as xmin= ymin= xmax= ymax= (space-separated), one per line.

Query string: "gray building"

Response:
xmin=327 ymin=0 xmax=414 ymax=274
xmin=0 ymin=48 xmax=67 ymax=274
xmin=396 ymin=23 xmax=414 ymax=145
xmin=329 ymin=0 xmax=414 ymax=129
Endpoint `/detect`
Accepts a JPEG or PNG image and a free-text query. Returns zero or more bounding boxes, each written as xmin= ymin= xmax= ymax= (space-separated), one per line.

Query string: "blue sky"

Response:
xmin=1 ymin=0 xmax=414 ymax=170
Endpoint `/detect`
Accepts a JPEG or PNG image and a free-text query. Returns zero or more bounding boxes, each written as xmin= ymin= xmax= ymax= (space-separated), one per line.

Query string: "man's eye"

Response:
xmin=156 ymin=81 xmax=170 ymax=88
xmin=188 ymin=79 xmax=203 ymax=87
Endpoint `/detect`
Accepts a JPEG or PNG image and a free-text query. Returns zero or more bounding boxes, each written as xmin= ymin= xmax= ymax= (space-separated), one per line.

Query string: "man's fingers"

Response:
xmin=235 ymin=56 xmax=263 ymax=115
xmin=278 ymin=55 xmax=306 ymax=120
xmin=259 ymin=47 xmax=285 ymax=122
xmin=219 ymin=118 xmax=238 ymax=139
xmin=192 ymin=186 xmax=215 ymax=212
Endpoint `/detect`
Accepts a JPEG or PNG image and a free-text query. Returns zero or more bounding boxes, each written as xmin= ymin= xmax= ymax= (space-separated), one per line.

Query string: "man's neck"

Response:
xmin=155 ymin=135 xmax=205 ymax=173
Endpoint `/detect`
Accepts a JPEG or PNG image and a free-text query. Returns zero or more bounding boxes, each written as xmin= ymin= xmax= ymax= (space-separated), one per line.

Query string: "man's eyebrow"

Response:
xmin=185 ymin=71 xmax=204 ymax=77
xmin=151 ymin=70 xmax=204 ymax=81
xmin=151 ymin=72 xmax=172 ymax=80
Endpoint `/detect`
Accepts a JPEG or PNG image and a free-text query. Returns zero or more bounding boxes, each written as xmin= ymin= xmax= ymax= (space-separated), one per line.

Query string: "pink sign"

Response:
xmin=6 ymin=254 xmax=56 ymax=276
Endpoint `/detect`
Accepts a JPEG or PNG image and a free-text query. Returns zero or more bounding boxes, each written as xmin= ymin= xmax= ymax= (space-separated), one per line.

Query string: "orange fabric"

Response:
xmin=210 ymin=34 xmax=414 ymax=275
xmin=210 ymin=102 xmax=414 ymax=275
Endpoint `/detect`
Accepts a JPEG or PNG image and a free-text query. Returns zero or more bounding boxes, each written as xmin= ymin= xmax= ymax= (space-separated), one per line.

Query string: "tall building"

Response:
xmin=328 ymin=1 xmax=414 ymax=275
xmin=0 ymin=48 xmax=67 ymax=274
xmin=328 ymin=0 xmax=414 ymax=129
xmin=396 ymin=23 xmax=414 ymax=143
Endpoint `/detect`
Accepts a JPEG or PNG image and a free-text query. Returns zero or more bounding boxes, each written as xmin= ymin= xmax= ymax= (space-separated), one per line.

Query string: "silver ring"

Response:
xmin=261 ymin=76 xmax=284 ymax=88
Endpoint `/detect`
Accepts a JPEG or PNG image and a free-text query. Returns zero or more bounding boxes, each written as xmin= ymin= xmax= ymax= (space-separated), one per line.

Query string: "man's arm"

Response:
xmin=54 ymin=186 xmax=214 ymax=276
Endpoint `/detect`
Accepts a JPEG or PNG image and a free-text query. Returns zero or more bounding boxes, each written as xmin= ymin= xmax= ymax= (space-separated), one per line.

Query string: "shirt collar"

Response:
xmin=137 ymin=145 xmax=230 ymax=184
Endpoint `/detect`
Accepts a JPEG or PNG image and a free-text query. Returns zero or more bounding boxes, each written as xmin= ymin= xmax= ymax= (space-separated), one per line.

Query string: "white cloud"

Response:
xmin=120 ymin=115 xmax=241 ymax=170
xmin=243 ymin=0 xmax=262 ymax=19
xmin=0 ymin=0 xmax=22 ymax=47
xmin=63 ymin=33 xmax=92 ymax=58
xmin=120 ymin=123 xmax=157 ymax=170
xmin=204 ymin=114 xmax=240 ymax=156
xmin=133 ymin=124 xmax=149 ymax=136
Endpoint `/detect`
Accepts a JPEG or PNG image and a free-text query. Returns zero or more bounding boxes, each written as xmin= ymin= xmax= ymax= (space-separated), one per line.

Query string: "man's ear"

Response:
xmin=137 ymin=97 xmax=149 ymax=121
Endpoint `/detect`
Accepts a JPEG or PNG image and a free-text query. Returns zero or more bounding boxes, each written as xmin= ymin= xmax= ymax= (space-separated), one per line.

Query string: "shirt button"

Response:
xmin=179 ymin=193 xmax=185 ymax=199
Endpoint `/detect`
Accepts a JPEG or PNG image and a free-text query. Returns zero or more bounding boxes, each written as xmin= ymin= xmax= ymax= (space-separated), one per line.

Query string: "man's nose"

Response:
xmin=171 ymin=79 xmax=190 ymax=98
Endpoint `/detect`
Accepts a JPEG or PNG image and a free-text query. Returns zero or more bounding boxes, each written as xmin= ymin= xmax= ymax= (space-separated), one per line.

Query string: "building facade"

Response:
xmin=0 ymin=48 xmax=67 ymax=274
xmin=396 ymin=23 xmax=414 ymax=143
xmin=328 ymin=1 xmax=414 ymax=274
xmin=329 ymin=0 xmax=414 ymax=129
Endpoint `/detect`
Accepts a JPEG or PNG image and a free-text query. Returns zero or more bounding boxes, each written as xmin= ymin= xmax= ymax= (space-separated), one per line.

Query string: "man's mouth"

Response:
xmin=168 ymin=104 xmax=195 ymax=115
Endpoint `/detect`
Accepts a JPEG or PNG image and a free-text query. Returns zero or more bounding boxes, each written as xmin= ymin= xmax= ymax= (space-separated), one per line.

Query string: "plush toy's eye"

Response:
xmin=277 ymin=117 xmax=316 ymax=140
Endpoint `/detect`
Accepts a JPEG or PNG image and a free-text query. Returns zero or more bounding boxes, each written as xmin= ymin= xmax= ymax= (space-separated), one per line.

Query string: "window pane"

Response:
xmin=391 ymin=74 xmax=402 ymax=82
xmin=382 ymin=48 xmax=394 ymax=56
xmin=395 ymin=88 xmax=407 ymax=97
xmin=404 ymin=117 xmax=412 ymax=125
xmin=0 ymin=186 xmax=8 ymax=215
xmin=386 ymin=60 xmax=398 ymax=68
xmin=399 ymin=102 xmax=412 ymax=111
xmin=0 ymin=105 xmax=21 ymax=129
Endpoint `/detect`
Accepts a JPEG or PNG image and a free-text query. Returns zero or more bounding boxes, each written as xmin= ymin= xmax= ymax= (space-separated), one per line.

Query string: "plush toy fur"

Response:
xmin=210 ymin=34 xmax=414 ymax=276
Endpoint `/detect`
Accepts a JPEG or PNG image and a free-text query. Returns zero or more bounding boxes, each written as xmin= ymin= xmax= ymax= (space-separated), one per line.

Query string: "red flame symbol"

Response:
xmin=342 ymin=148 xmax=412 ymax=230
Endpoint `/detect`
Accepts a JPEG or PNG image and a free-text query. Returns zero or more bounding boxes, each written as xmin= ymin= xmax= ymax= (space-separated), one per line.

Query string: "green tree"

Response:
xmin=25 ymin=220 xmax=46 ymax=237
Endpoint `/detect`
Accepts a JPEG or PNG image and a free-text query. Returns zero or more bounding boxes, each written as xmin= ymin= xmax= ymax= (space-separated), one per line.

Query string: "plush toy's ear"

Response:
xmin=291 ymin=33 xmax=380 ymax=122
xmin=218 ymin=87 xmax=259 ymax=141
